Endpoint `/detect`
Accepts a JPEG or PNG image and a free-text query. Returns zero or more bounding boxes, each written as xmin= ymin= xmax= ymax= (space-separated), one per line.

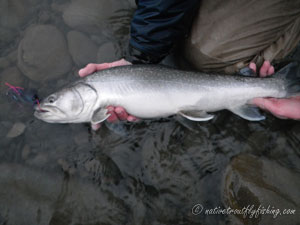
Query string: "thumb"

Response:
xmin=252 ymin=98 xmax=267 ymax=110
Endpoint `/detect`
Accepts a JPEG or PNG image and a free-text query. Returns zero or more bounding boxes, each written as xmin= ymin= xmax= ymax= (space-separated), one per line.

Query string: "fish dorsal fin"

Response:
xmin=229 ymin=105 xmax=265 ymax=121
xmin=91 ymin=108 xmax=110 ymax=124
xmin=178 ymin=110 xmax=214 ymax=121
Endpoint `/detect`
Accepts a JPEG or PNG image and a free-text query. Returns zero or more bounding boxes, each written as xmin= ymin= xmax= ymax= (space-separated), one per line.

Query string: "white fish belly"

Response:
xmin=98 ymin=82 xmax=203 ymax=118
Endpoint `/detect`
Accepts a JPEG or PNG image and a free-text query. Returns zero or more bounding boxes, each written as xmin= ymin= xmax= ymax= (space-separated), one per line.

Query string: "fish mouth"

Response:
xmin=34 ymin=108 xmax=51 ymax=119
xmin=35 ymin=108 xmax=49 ymax=113
xmin=34 ymin=105 xmax=50 ymax=113
xmin=34 ymin=105 xmax=64 ymax=118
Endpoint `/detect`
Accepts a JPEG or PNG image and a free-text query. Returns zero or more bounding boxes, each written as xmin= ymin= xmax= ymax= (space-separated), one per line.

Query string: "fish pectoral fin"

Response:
xmin=91 ymin=108 xmax=110 ymax=124
xmin=229 ymin=105 xmax=265 ymax=121
xmin=178 ymin=110 xmax=214 ymax=121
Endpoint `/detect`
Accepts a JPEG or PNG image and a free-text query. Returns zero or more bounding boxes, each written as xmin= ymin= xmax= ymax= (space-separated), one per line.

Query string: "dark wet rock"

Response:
xmin=62 ymin=0 xmax=127 ymax=34
xmin=0 ymin=121 xmax=13 ymax=138
xmin=0 ymin=51 xmax=18 ymax=69
xmin=0 ymin=163 xmax=130 ymax=225
xmin=73 ymin=130 xmax=89 ymax=146
xmin=67 ymin=30 xmax=98 ymax=67
xmin=127 ymin=0 xmax=137 ymax=9
xmin=0 ymin=27 xmax=16 ymax=49
xmin=27 ymin=153 xmax=48 ymax=167
xmin=0 ymin=0 xmax=37 ymax=28
xmin=97 ymin=42 xmax=120 ymax=63
xmin=0 ymin=57 xmax=10 ymax=69
xmin=0 ymin=0 xmax=39 ymax=48
xmin=38 ymin=10 xmax=51 ymax=23
xmin=83 ymin=154 xmax=123 ymax=185
xmin=7 ymin=50 xmax=18 ymax=63
xmin=51 ymin=1 xmax=69 ymax=13
xmin=17 ymin=25 xmax=72 ymax=82
xmin=104 ymin=121 xmax=129 ymax=136
xmin=57 ymin=158 xmax=76 ymax=175
xmin=0 ymin=67 xmax=25 ymax=93
xmin=22 ymin=144 xmax=31 ymax=160
xmin=223 ymin=154 xmax=300 ymax=225
xmin=6 ymin=122 xmax=26 ymax=138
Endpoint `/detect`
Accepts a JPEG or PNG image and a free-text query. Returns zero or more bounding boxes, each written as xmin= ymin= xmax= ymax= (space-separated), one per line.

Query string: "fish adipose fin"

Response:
xmin=178 ymin=110 xmax=214 ymax=121
xmin=229 ymin=105 xmax=265 ymax=121
xmin=91 ymin=108 xmax=110 ymax=124
xmin=275 ymin=62 xmax=300 ymax=97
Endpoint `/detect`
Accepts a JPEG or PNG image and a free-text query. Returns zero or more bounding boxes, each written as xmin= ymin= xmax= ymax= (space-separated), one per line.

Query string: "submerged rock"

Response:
xmin=97 ymin=41 xmax=120 ymax=63
xmin=222 ymin=154 xmax=300 ymax=225
xmin=0 ymin=56 xmax=10 ymax=69
xmin=0 ymin=67 xmax=25 ymax=93
xmin=67 ymin=30 xmax=98 ymax=67
xmin=62 ymin=0 xmax=127 ymax=34
xmin=0 ymin=0 xmax=39 ymax=48
xmin=0 ymin=163 xmax=130 ymax=225
xmin=17 ymin=25 xmax=72 ymax=82
xmin=6 ymin=122 xmax=26 ymax=138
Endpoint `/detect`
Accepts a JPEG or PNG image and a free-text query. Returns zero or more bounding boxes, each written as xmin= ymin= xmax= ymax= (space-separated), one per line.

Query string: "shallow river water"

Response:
xmin=0 ymin=0 xmax=299 ymax=225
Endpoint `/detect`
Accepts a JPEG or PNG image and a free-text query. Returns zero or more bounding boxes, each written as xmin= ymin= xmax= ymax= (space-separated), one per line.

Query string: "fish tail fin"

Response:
xmin=275 ymin=61 xmax=300 ymax=97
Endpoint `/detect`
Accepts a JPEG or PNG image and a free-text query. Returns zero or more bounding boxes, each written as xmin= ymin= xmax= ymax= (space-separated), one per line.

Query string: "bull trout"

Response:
xmin=34 ymin=63 xmax=299 ymax=124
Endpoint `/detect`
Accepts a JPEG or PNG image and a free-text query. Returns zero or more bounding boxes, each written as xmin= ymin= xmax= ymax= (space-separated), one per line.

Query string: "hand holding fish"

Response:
xmin=251 ymin=61 xmax=300 ymax=120
xmin=78 ymin=59 xmax=138 ymax=129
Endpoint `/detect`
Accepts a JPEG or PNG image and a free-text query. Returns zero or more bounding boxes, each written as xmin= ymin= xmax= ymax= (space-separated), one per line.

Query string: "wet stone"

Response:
xmin=38 ymin=10 xmax=51 ymax=23
xmin=6 ymin=122 xmax=26 ymax=138
xmin=97 ymin=42 xmax=120 ymax=63
xmin=223 ymin=154 xmax=300 ymax=225
xmin=22 ymin=144 xmax=31 ymax=160
xmin=0 ymin=67 xmax=25 ymax=93
xmin=7 ymin=50 xmax=18 ymax=63
xmin=0 ymin=27 xmax=16 ymax=49
xmin=0 ymin=57 xmax=10 ymax=69
xmin=0 ymin=121 xmax=13 ymax=138
xmin=57 ymin=158 xmax=76 ymax=174
xmin=67 ymin=30 xmax=98 ymax=67
xmin=0 ymin=163 xmax=131 ymax=225
xmin=27 ymin=153 xmax=48 ymax=167
xmin=73 ymin=131 xmax=89 ymax=146
xmin=127 ymin=0 xmax=137 ymax=9
xmin=51 ymin=2 xmax=69 ymax=13
xmin=0 ymin=0 xmax=39 ymax=48
xmin=17 ymin=25 xmax=72 ymax=82
xmin=62 ymin=0 xmax=127 ymax=34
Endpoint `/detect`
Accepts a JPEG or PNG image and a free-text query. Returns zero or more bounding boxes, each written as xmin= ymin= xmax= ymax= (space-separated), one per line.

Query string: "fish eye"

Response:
xmin=48 ymin=96 xmax=56 ymax=103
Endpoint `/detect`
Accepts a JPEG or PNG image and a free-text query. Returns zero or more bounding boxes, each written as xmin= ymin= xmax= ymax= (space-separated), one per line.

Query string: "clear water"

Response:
xmin=0 ymin=0 xmax=299 ymax=225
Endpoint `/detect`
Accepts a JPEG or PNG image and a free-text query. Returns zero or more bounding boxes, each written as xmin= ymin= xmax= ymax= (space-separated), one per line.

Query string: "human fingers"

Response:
xmin=267 ymin=65 xmax=275 ymax=76
xmin=115 ymin=106 xmax=129 ymax=121
xmin=259 ymin=61 xmax=271 ymax=77
xmin=249 ymin=62 xmax=257 ymax=73
xmin=78 ymin=59 xmax=131 ymax=78
xmin=114 ymin=106 xmax=139 ymax=122
xmin=127 ymin=115 xmax=138 ymax=122
xmin=110 ymin=59 xmax=132 ymax=67
xmin=78 ymin=63 xmax=109 ymax=77
xmin=106 ymin=106 xmax=119 ymax=122
xmin=252 ymin=97 xmax=300 ymax=119
xmin=91 ymin=123 xmax=102 ymax=131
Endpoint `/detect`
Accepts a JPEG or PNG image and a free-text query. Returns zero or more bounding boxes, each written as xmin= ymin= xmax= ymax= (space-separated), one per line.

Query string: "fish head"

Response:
xmin=34 ymin=83 xmax=98 ymax=123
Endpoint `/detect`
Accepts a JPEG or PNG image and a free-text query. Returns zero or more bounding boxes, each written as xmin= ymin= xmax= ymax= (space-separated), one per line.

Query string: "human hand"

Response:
xmin=250 ymin=61 xmax=300 ymax=120
xmin=78 ymin=58 xmax=131 ymax=77
xmin=249 ymin=60 xmax=274 ymax=77
xmin=78 ymin=59 xmax=138 ymax=130
xmin=252 ymin=96 xmax=300 ymax=120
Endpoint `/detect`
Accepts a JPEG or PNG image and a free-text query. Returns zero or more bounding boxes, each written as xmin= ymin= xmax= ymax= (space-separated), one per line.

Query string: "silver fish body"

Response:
xmin=34 ymin=64 xmax=297 ymax=124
